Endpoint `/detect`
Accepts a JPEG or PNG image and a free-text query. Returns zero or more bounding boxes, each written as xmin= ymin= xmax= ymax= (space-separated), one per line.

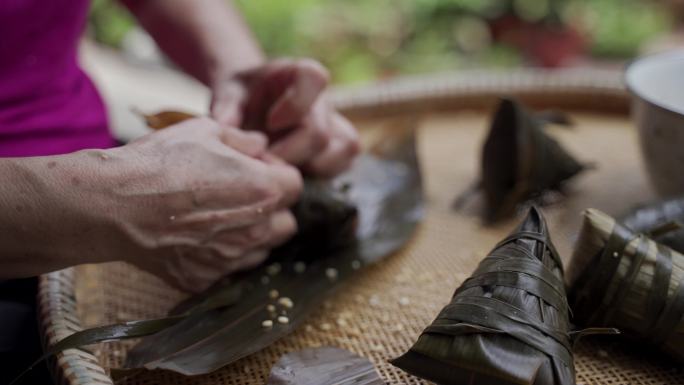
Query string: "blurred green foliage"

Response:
xmin=89 ymin=0 xmax=136 ymax=47
xmin=566 ymin=0 xmax=672 ymax=58
xmin=87 ymin=0 xmax=673 ymax=84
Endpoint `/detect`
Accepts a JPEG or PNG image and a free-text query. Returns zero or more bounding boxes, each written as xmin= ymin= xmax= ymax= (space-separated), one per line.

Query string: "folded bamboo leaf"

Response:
xmin=391 ymin=207 xmax=577 ymax=385
xmin=124 ymin=126 xmax=423 ymax=375
xmin=266 ymin=347 xmax=383 ymax=385
xmin=622 ymin=197 xmax=684 ymax=254
xmin=568 ymin=208 xmax=684 ymax=363
xmin=474 ymin=98 xmax=587 ymax=222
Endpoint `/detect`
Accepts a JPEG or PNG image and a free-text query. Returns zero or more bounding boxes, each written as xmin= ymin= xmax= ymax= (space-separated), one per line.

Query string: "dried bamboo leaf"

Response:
xmin=123 ymin=126 xmax=423 ymax=374
xmin=568 ymin=208 xmax=684 ymax=363
xmin=132 ymin=108 xmax=197 ymax=130
xmin=266 ymin=347 xmax=383 ymax=385
xmin=478 ymin=98 xmax=586 ymax=222
xmin=391 ymin=207 xmax=577 ymax=385
xmin=622 ymin=197 xmax=684 ymax=254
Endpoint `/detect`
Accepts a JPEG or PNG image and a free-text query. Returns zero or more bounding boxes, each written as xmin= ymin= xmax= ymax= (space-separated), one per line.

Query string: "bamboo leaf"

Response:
xmin=266 ymin=347 xmax=383 ymax=385
xmin=132 ymin=108 xmax=197 ymax=130
xmin=391 ymin=207 xmax=576 ymax=385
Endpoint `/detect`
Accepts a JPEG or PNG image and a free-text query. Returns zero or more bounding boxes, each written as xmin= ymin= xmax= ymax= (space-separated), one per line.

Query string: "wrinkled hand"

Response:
xmin=111 ymin=118 xmax=302 ymax=292
xmin=210 ymin=59 xmax=360 ymax=177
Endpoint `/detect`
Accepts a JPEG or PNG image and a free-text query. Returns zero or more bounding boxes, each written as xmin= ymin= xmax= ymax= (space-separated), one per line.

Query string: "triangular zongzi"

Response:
xmin=480 ymin=98 xmax=586 ymax=222
xmin=391 ymin=207 xmax=576 ymax=385
xmin=568 ymin=208 xmax=684 ymax=363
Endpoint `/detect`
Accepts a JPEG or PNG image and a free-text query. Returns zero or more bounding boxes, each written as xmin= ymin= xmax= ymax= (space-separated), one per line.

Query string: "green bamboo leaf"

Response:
xmin=391 ymin=207 xmax=576 ymax=385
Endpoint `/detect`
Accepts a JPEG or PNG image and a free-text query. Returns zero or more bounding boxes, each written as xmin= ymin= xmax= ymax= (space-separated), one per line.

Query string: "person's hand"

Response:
xmin=210 ymin=59 xmax=360 ymax=177
xmin=105 ymin=118 xmax=302 ymax=292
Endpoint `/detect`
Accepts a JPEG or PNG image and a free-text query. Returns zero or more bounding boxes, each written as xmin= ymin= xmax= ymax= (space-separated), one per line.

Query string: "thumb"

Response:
xmin=266 ymin=59 xmax=329 ymax=131
xmin=210 ymin=82 xmax=246 ymax=128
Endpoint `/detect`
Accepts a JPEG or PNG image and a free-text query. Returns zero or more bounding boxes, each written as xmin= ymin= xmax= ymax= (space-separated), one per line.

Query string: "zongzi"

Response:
xmin=474 ymin=98 xmax=586 ymax=222
xmin=392 ymin=207 xmax=576 ymax=385
xmin=622 ymin=197 xmax=684 ymax=254
xmin=568 ymin=208 xmax=684 ymax=363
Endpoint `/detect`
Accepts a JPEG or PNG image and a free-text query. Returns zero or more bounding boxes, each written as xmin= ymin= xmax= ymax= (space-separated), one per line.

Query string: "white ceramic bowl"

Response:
xmin=626 ymin=50 xmax=684 ymax=197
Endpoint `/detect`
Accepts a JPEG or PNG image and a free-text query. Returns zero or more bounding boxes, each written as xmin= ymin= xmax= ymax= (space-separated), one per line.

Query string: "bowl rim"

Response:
xmin=625 ymin=49 xmax=684 ymax=116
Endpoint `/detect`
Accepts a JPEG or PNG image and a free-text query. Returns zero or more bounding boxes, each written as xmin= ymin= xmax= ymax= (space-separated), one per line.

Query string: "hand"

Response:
xmin=105 ymin=118 xmax=303 ymax=292
xmin=210 ymin=59 xmax=360 ymax=177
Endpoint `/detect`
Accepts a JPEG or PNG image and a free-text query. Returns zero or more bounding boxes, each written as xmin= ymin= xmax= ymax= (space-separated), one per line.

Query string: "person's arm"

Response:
xmin=0 ymin=121 xmax=302 ymax=293
xmin=121 ymin=0 xmax=264 ymax=86
xmin=0 ymin=151 xmax=127 ymax=277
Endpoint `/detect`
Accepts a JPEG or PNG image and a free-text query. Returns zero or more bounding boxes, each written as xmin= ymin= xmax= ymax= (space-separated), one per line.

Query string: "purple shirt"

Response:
xmin=0 ymin=0 xmax=114 ymax=157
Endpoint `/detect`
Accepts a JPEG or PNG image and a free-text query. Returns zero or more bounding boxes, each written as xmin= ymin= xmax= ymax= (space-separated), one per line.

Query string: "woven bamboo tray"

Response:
xmin=38 ymin=68 xmax=684 ymax=385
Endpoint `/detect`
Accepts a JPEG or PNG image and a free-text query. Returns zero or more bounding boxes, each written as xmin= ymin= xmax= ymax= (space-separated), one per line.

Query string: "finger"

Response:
xmin=199 ymin=246 xmax=269 ymax=274
xmin=305 ymin=114 xmax=360 ymax=177
xmin=266 ymin=161 xmax=303 ymax=208
xmin=225 ymin=249 xmax=269 ymax=273
xmin=210 ymin=82 xmax=246 ymax=127
xmin=305 ymin=138 xmax=355 ymax=177
xmin=163 ymin=247 xmax=225 ymax=293
xmin=218 ymin=126 xmax=268 ymax=158
xmin=266 ymin=59 xmax=330 ymax=131
xmin=265 ymin=210 xmax=297 ymax=248
xmin=268 ymin=122 xmax=329 ymax=166
xmin=171 ymin=247 xmax=269 ymax=292
xmin=203 ymin=219 xmax=272 ymax=252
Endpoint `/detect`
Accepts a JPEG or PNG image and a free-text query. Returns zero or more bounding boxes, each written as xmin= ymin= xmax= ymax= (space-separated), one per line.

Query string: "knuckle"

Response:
xmin=287 ymin=167 xmax=304 ymax=197
xmin=296 ymin=58 xmax=330 ymax=85
xmin=311 ymin=127 xmax=330 ymax=152
xmin=283 ymin=216 xmax=298 ymax=238
xmin=344 ymin=136 xmax=361 ymax=156
xmin=244 ymin=223 xmax=271 ymax=246
xmin=250 ymin=175 xmax=282 ymax=203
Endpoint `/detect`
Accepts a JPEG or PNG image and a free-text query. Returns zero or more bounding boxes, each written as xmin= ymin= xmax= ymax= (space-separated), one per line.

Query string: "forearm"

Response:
xmin=0 ymin=150 xmax=127 ymax=279
xmin=122 ymin=0 xmax=265 ymax=86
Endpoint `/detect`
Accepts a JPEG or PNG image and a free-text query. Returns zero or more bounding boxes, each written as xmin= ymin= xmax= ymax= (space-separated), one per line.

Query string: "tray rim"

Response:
xmin=37 ymin=67 xmax=631 ymax=385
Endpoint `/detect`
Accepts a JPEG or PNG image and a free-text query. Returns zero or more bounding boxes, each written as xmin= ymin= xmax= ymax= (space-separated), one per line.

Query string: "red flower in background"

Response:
xmin=490 ymin=14 xmax=586 ymax=67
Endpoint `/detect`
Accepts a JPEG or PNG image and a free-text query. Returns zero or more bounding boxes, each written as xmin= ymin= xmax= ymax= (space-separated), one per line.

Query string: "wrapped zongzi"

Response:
xmin=622 ymin=197 xmax=684 ymax=254
xmin=392 ymin=207 xmax=576 ymax=385
xmin=568 ymin=208 xmax=684 ymax=363
xmin=477 ymin=98 xmax=586 ymax=222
